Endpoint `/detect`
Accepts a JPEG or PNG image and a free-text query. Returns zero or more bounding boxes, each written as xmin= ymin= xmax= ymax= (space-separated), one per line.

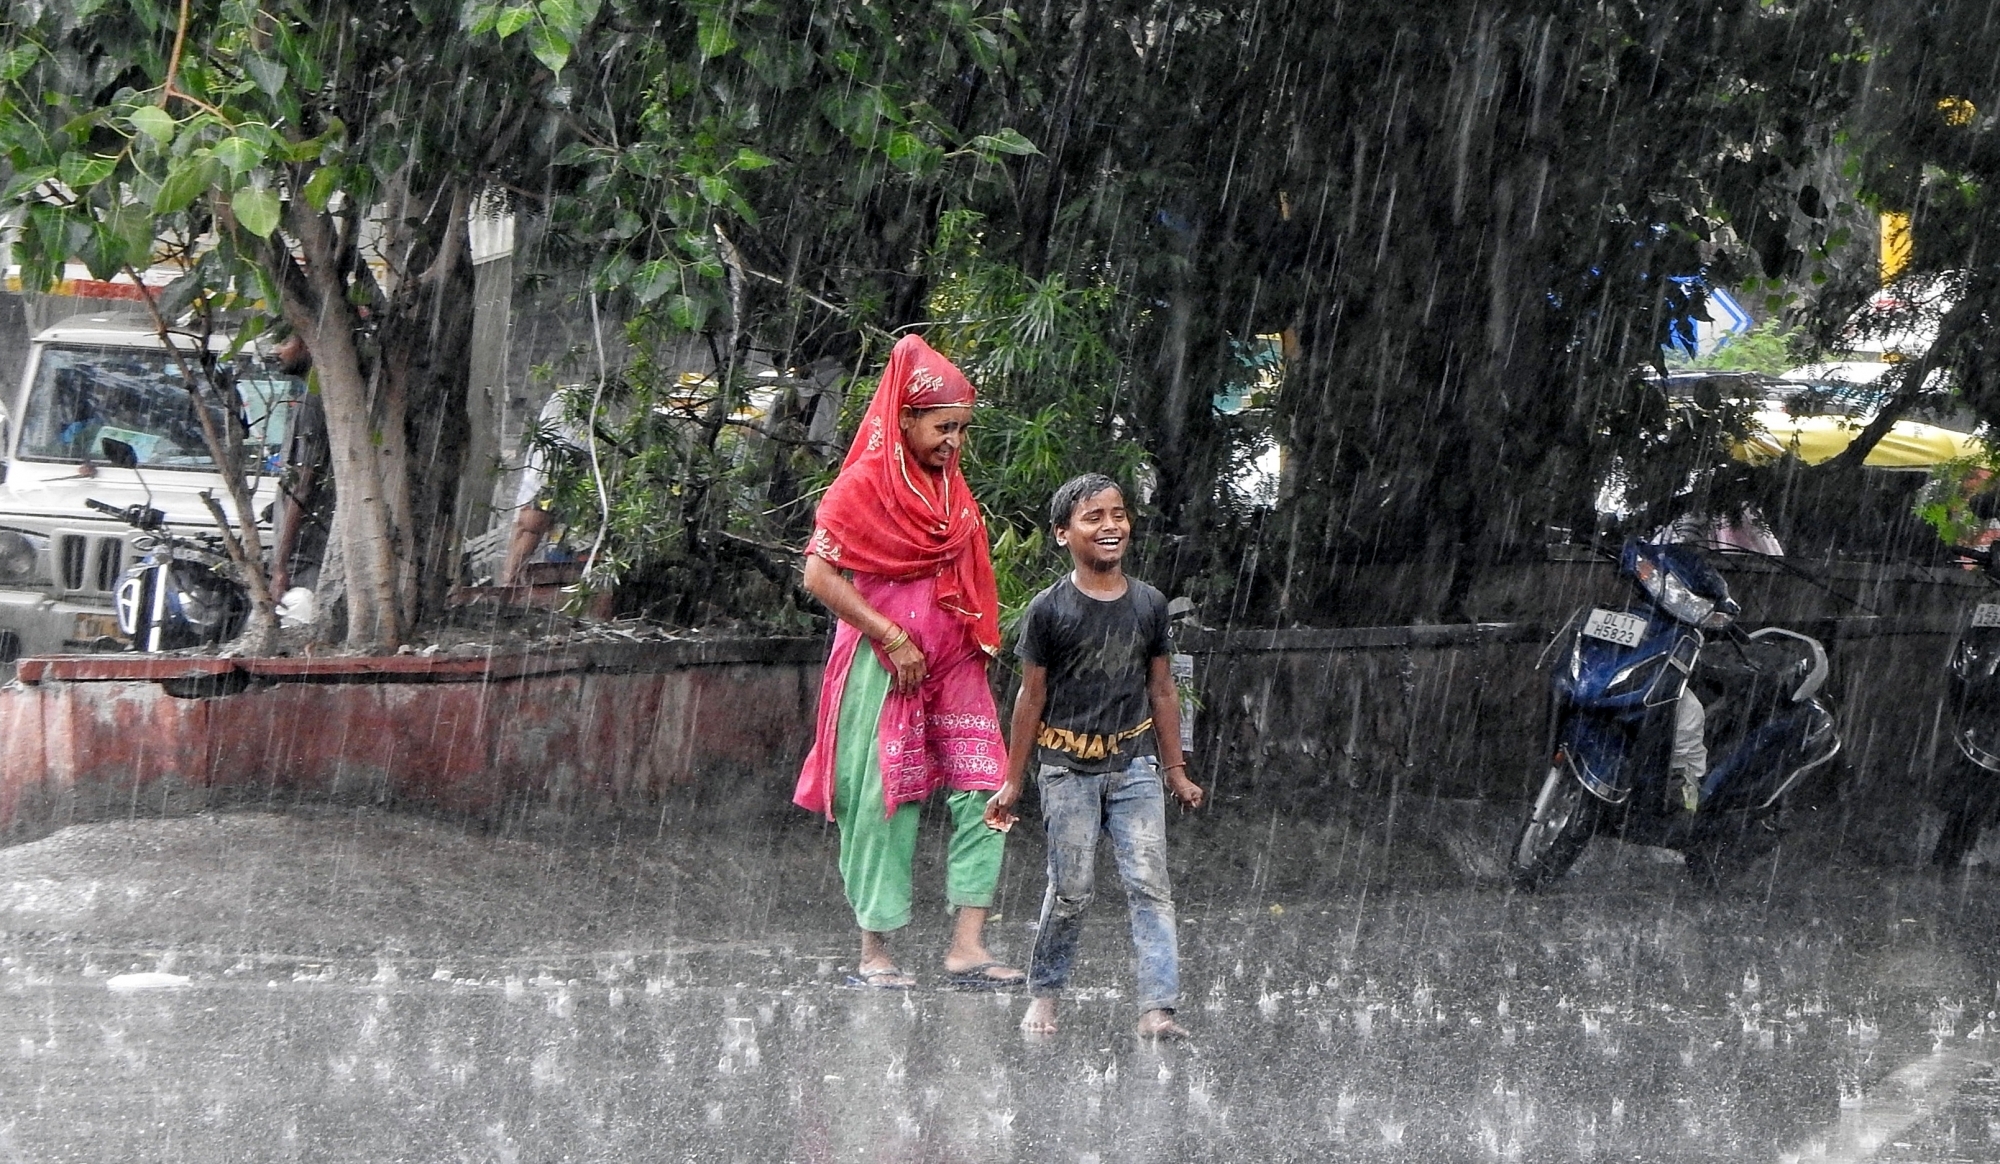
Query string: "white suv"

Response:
xmin=0 ymin=313 xmax=299 ymax=661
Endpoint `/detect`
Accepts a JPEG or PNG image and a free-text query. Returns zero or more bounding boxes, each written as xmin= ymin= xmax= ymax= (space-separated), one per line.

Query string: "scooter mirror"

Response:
xmin=99 ymin=438 xmax=140 ymax=470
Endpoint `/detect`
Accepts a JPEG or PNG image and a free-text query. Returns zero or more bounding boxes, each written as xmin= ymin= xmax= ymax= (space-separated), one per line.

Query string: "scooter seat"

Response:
xmin=1692 ymin=632 xmax=1817 ymax=708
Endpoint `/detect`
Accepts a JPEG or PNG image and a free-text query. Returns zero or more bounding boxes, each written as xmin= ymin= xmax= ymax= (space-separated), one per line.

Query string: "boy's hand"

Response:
xmin=1166 ymin=770 xmax=1205 ymax=810
xmin=984 ymin=776 xmax=1024 ymax=831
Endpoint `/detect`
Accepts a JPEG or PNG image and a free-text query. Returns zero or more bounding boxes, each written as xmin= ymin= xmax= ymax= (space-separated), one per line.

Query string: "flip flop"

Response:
xmin=943 ymin=961 xmax=1027 ymax=989
xmin=845 ymin=966 xmax=914 ymax=990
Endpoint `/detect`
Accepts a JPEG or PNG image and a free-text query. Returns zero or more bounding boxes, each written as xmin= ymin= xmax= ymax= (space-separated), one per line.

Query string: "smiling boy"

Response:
xmin=985 ymin=473 xmax=1205 ymax=1038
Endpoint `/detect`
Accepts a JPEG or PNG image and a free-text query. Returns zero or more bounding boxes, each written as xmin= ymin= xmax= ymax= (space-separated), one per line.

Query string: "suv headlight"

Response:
xmin=0 ymin=529 xmax=47 ymax=584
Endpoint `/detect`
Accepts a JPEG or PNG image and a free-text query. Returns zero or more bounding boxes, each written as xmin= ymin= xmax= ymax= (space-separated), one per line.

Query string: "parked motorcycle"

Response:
xmin=1928 ymin=550 xmax=2000 ymax=868
xmin=88 ymin=438 xmax=247 ymax=652
xmin=1510 ymin=540 xmax=1842 ymax=889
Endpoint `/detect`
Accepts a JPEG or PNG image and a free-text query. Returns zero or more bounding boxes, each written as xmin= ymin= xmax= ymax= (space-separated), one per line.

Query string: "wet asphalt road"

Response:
xmin=5 ymin=806 xmax=2000 ymax=1162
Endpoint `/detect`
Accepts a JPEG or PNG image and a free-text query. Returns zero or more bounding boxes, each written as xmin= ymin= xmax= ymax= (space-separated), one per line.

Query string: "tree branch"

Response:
xmin=1824 ymin=273 xmax=1993 ymax=471
xmin=162 ymin=0 xmax=227 ymax=120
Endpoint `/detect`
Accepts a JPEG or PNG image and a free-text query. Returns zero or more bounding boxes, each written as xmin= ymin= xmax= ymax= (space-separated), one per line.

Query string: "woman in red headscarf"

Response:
xmin=796 ymin=333 xmax=1020 ymax=990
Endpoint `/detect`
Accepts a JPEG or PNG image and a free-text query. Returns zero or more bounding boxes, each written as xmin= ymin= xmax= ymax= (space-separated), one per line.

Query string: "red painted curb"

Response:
xmin=14 ymin=652 xmax=586 ymax=685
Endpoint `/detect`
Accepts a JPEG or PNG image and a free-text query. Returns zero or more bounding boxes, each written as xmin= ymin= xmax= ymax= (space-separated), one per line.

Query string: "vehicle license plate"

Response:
xmin=1972 ymin=603 xmax=2000 ymax=628
xmin=1581 ymin=608 xmax=1648 ymax=647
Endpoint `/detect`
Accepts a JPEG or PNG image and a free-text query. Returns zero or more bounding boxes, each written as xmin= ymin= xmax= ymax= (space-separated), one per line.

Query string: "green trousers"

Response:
xmin=832 ymin=645 xmax=1005 ymax=933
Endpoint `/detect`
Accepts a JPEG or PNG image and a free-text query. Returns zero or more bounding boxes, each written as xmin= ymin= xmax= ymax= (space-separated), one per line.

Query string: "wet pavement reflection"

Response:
xmin=4 ymin=807 xmax=2000 ymax=1161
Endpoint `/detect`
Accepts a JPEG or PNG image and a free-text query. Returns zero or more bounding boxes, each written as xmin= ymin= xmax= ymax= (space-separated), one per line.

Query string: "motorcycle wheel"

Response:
xmin=1510 ymin=764 xmax=1598 ymax=892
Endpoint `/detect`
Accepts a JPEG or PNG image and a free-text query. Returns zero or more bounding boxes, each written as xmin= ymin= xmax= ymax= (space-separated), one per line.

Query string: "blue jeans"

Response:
xmin=1027 ymin=755 xmax=1180 ymax=1013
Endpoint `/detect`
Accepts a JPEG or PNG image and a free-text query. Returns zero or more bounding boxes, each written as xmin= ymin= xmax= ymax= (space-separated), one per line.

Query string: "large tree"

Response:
xmin=0 ymin=0 xmax=646 ymax=648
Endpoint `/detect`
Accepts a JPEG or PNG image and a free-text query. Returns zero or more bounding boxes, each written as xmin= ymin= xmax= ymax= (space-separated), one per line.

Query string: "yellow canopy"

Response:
xmin=1734 ymin=409 xmax=1990 ymax=469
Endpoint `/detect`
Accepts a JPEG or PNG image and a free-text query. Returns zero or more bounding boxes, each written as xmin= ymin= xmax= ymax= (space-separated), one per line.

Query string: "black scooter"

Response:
xmin=1511 ymin=540 xmax=1842 ymax=890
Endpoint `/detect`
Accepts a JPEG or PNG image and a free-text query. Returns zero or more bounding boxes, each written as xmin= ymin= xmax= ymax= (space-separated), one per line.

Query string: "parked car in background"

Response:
xmin=0 ymin=313 xmax=300 ymax=661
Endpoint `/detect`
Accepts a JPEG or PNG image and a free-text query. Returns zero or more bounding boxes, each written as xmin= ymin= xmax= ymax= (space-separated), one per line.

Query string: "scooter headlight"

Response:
xmin=1605 ymin=655 xmax=1662 ymax=697
xmin=0 ymin=529 xmax=47 ymax=584
xmin=1633 ymin=556 xmax=1719 ymax=627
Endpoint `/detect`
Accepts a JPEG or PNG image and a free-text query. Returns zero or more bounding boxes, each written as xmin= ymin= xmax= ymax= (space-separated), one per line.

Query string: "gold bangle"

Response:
xmin=881 ymin=626 xmax=910 ymax=652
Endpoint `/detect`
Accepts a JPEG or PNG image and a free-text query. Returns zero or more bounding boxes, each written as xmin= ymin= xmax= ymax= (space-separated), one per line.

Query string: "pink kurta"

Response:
xmin=794 ymin=572 xmax=1005 ymax=819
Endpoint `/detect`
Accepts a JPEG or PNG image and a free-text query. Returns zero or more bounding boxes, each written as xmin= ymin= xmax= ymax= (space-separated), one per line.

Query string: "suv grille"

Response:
xmin=58 ymin=535 xmax=84 ymax=590
xmin=59 ymin=535 xmax=124 ymax=594
xmin=93 ymin=539 xmax=122 ymax=590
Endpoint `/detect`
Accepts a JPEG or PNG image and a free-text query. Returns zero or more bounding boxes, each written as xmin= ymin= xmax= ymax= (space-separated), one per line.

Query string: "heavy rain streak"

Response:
xmin=4 ymin=0 xmax=2000 ymax=1160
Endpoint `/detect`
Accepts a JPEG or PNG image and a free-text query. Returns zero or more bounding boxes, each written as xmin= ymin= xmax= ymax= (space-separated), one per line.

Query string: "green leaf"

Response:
xmin=81 ymin=215 xmax=150 ymax=281
xmin=301 ymin=164 xmax=342 ymax=210
xmin=104 ymin=201 xmax=154 ymax=260
xmin=632 ymin=258 xmax=678 ymax=304
xmin=232 ymin=185 xmax=281 ymax=237
xmin=0 ymin=165 xmax=56 ymax=203
xmin=128 ymin=105 xmax=177 ymax=146
xmin=151 ymin=266 xmax=204 ymax=318
xmin=494 ymin=4 xmax=534 ymax=38
xmin=211 ymin=136 xmax=266 ymax=177
xmin=696 ymin=12 xmax=737 ymax=58
xmin=696 ymin=173 xmax=732 ymax=205
xmin=526 ymin=22 xmax=571 ymax=73
xmin=664 ymin=293 xmax=707 ymax=332
xmin=537 ymin=0 xmax=582 ymax=35
xmin=884 ymin=131 xmax=940 ymax=174
xmin=224 ymin=313 xmax=268 ymax=358
xmin=730 ymin=147 xmax=776 ymax=171
xmin=464 ymin=1 xmax=502 ymax=35
xmin=243 ymin=54 xmax=288 ymax=98
xmin=969 ymin=128 xmax=1040 ymax=156
xmin=57 ymin=153 xmax=118 ymax=191
xmin=0 ymin=44 xmax=38 ymax=83
xmin=153 ymin=155 xmax=217 ymax=215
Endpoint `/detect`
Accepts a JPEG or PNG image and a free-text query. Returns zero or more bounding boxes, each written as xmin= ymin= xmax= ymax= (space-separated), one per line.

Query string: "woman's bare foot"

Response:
xmin=943 ymin=905 xmax=1023 ymax=983
xmin=1136 ymin=1009 xmax=1188 ymax=1039
xmin=857 ymin=931 xmax=915 ymax=988
xmin=1021 ymin=996 xmax=1059 ymax=1033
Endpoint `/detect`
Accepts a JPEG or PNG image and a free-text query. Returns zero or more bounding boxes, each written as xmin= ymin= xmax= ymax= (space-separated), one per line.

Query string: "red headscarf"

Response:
xmin=807 ymin=334 xmax=1001 ymax=655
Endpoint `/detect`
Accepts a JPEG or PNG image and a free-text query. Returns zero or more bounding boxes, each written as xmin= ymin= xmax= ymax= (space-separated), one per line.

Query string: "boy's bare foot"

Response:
xmin=1021 ymin=996 xmax=1059 ymax=1033
xmin=1136 ymin=1009 xmax=1188 ymax=1039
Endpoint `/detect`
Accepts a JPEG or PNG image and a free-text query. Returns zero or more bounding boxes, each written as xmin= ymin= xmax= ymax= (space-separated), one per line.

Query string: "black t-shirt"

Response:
xmin=1016 ymin=575 xmax=1170 ymax=772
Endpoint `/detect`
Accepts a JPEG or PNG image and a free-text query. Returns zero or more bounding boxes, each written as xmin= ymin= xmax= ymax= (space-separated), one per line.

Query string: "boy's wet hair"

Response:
xmin=1050 ymin=473 xmax=1122 ymax=529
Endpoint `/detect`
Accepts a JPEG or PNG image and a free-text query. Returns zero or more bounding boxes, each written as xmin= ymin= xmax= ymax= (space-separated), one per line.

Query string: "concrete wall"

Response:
xmin=0 ymin=552 xmax=1985 ymax=872
xmin=1183 ymin=552 xmax=1983 ymax=872
xmin=0 ymin=640 xmax=824 ymax=843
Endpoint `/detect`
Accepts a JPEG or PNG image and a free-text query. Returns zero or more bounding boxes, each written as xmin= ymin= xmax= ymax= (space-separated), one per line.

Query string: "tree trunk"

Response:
xmin=276 ymin=204 xmax=406 ymax=650
xmin=380 ymin=195 xmax=476 ymax=627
